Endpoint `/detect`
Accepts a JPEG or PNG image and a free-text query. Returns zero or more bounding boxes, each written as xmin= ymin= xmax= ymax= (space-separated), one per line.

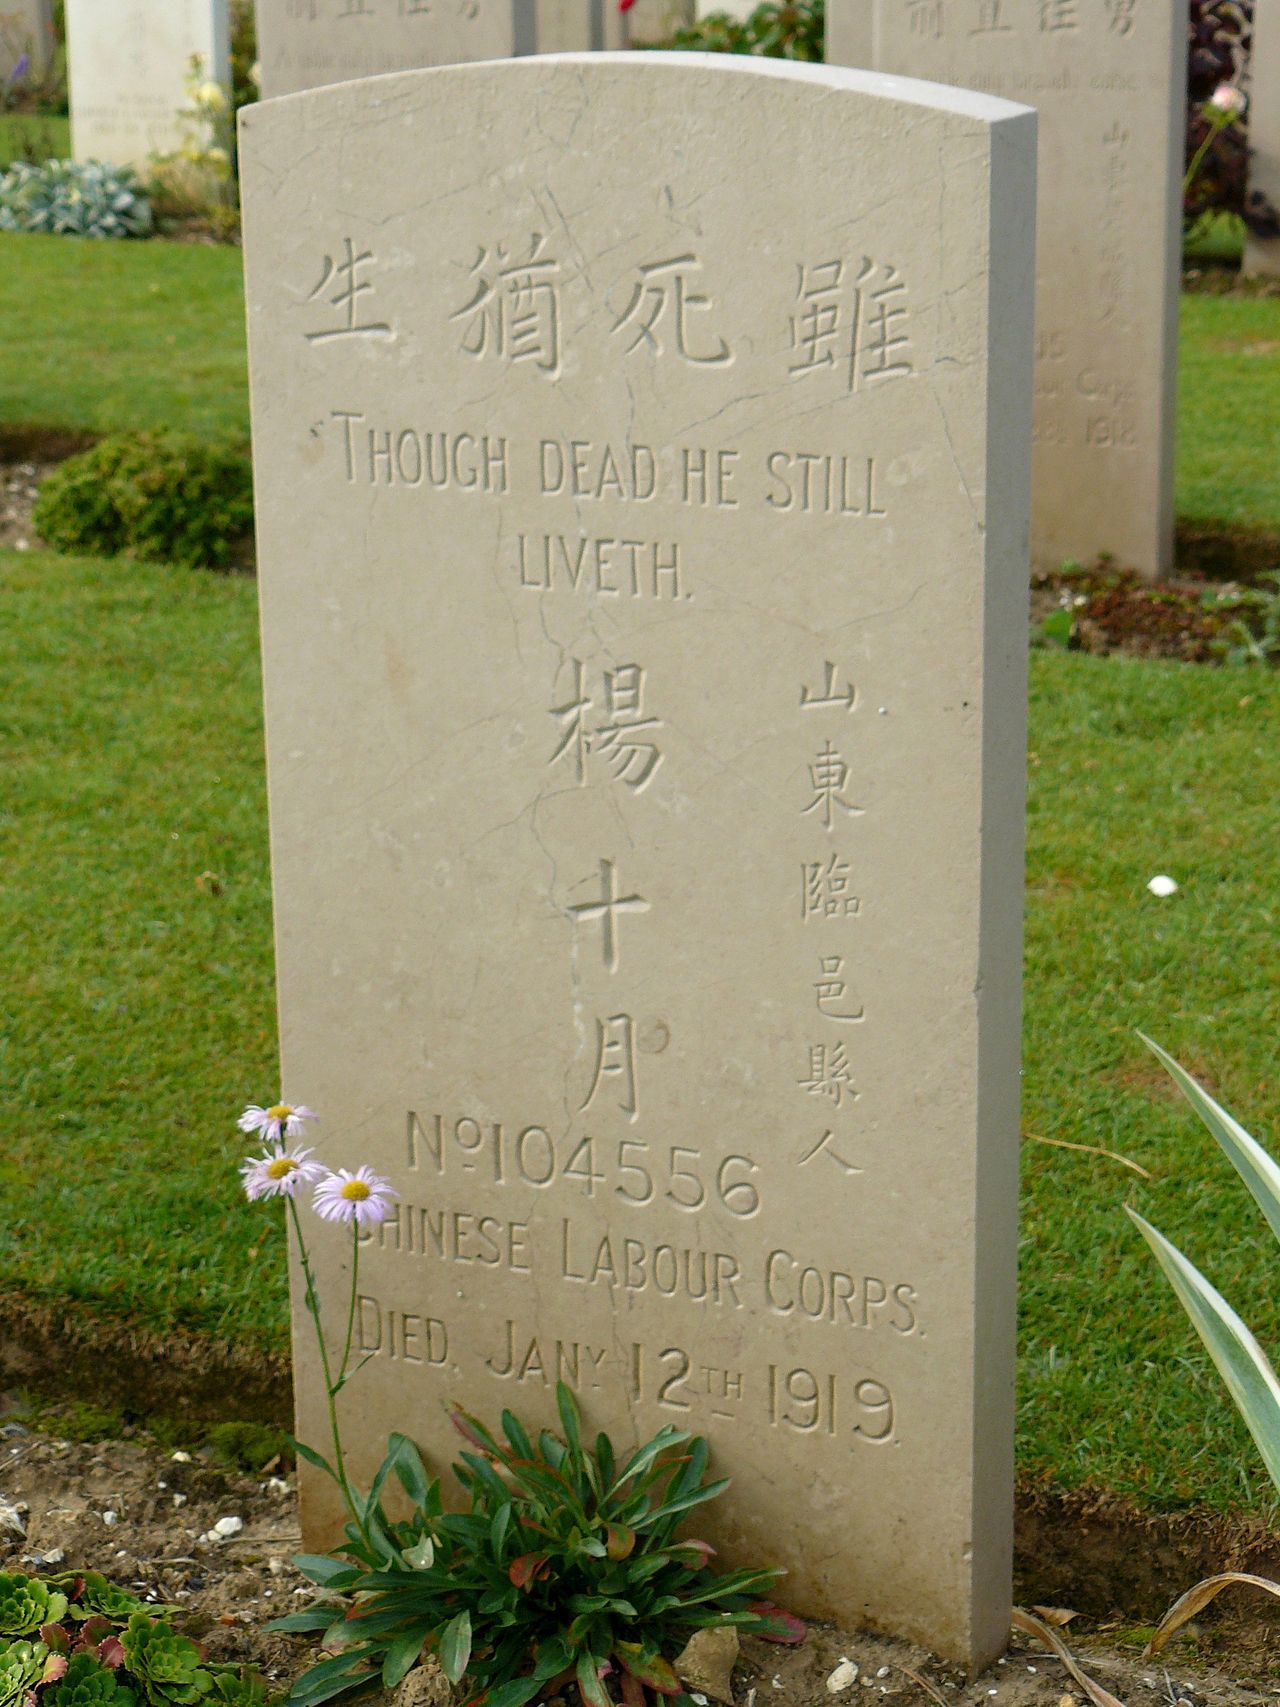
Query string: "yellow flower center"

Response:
xmin=268 ymin=1103 xmax=293 ymax=1120
xmin=340 ymin=1179 xmax=372 ymax=1202
xmin=266 ymin=1156 xmax=299 ymax=1180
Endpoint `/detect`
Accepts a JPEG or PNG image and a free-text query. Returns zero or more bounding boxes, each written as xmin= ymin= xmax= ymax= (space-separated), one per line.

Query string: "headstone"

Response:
xmin=0 ymin=0 xmax=55 ymax=84
xmin=66 ymin=0 xmax=231 ymax=169
xmin=829 ymin=0 xmax=1185 ymax=580
xmin=1246 ymin=0 xmax=1280 ymax=278
xmin=695 ymin=0 xmax=756 ymax=19
xmin=824 ymin=0 xmax=871 ymax=67
xmin=256 ymin=0 xmax=645 ymax=101
xmin=240 ymin=52 xmax=1033 ymax=1669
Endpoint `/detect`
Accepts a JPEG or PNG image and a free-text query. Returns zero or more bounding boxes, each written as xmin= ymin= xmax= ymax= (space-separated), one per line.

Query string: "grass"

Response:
xmin=3 ymin=543 xmax=1280 ymax=1514
xmin=0 ymin=230 xmax=1277 ymax=536
xmin=0 ymin=113 xmax=70 ymax=168
xmin=0 ymin=233 xmax=248 ymax=442
xmin=1177 ymin=291 xmax=1280 ymax=538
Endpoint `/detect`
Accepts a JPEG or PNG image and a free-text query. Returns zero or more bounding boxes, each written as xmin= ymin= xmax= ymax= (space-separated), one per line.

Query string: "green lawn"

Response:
xmin=0 ymin=114 xmax=70 ymax=168
xmin=3 ymin=542 xmax=1280 ymax=1514
xmin=0 ymin=234 xmax=248 ymax=442
xmin=0 ymin=230 xmax=1277 ymax=539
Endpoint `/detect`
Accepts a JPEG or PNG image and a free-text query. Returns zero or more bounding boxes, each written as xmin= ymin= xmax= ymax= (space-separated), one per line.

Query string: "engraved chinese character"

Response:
xmin=905 ymin=0 xmax=945 ymax=37
xmin=612 ymin=255 xmax=731 ymax=366
xmin=581 ymin=1014 xmax=638 ymax=1120
xmin=1104 ymin=0 xmax=1135 ymax=34
xmin=304 ymin=239 xmax=392 ymax=343
xmin=567 ymin=859 xmax=649 ymax=973
xmin=798 ymin=1129 xmax=863 ymax=1175
xmin=798 ymin=1045 xmax=856 ymax=1109
xmin=550 ymin=661 xmax=663 ymax=792
xmin=451 ymin=233 xmax=562 ymax=376
xmin=969 ymin=0 xmax=1011 ymax=32
xmin=337 ymin=0 xmax=374 ymax=15
xmin=802 ymin=854 xmax=861 ymax=921
xmin=788 ymin=258 xmax=912 ymax=392
xmin=800 ymin=661 xmax=856 ymax=711
xmin=802 ymin=741 xmax=863 ymax=832
xmin=814 ymin=956 xmax=865 ymax=1024
xmin=1038 ymin=0 xmax=1077 ymax=30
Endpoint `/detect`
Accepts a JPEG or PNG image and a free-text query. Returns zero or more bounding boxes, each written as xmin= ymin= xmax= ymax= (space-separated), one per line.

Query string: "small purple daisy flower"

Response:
xmin=312 ymin=1166 xmax=399 ymax=1228
xmin=238 ymin=1101 xmax=318 ymax=1143
xmin=240 ymin=1144 xmax=326 ymax=1202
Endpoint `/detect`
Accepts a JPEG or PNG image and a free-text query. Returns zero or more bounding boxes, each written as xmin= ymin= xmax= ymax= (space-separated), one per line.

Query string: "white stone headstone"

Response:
xmin=255 ymin=0 xmax=684 ymax=100
xmin=240 ymin=51 xmax=1033 ymax=1669
xmin=1246 ymin=0 xmax=1280 ymax=278
xmin=829 ymin=0 xmax=1185 ymax=580
xmin=0 ymin=0 xmax=54 ymax=84
xmin=66 ymin=0 xmax=230 ymax=169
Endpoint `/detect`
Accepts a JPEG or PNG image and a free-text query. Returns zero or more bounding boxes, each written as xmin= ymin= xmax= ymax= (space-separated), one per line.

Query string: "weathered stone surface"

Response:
xmin=255 ymin=0 xmax=649 ymax=100
xmin=824 ymin=1 xmax=871 ymax=68
xmin=1246 ymin=0 xmax=1280 ymax=278
xmin=0 ymin=0 xmax=54 ymax=83
xmin=240 ymin=52 xmax=1033 ymax=1669
xmin=66 ymin=0 xmax=230 ymax=168
xmin=673 ymin=1626 xmax=739 ymax=1703
xmin=828 ymin=0 xmax=1185 ymax=579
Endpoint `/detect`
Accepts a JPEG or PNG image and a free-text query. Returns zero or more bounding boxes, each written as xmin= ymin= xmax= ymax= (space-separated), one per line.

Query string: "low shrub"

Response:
xmin=0 ymin=1568 xmax=269 ymax=1707
xmin=34 ymin=431 xmax=253 ymax=570
xmin=0 ymin=159 xmax=151 ymax=239
xmin=663 ymin=1 xmax=823 ymax=60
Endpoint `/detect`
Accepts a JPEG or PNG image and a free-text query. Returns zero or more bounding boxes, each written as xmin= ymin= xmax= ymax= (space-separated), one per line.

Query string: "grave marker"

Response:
xmin=240 ymin=51 xmax=1033 ymax=1668
xmin=66 ymin=0 xmax=230 ymax=169
xmin=828 ymin=0 xmax=1185 ymax=579
xmin=0 ymin=1 xmax=54 ymax=85
xmin=255 ymin=0 xmax=658 ymax=100
xmin=1246 ymin=0 xmax=1280 ymax=278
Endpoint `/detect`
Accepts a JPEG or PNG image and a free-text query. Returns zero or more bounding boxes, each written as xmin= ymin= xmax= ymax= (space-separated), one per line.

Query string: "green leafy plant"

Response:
xmin=664 ymin=1 xmax=823 ymax=60
xmin=1127 ymin=1037 xmax=1280 ymax=1651
xmin=33 ymin=430 xmax=253 ymax=569
xmin=0 ymin=1571 xmax=269 ymax=1707
xmin=274 ymin=1384 xmax=795 ymax=1707
xmin=1211 ymin=571 xmax=1280 ymax=666
xmin=0 ymin=159 xmax=151 ymax=238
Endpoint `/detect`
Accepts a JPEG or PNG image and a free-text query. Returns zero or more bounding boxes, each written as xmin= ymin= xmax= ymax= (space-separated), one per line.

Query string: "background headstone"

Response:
xmin=1246 ymin=0 xmax=1280 ymax=277
xmin=255 ymin=0 xmax=678 ymax=100
xmin=66 ymin=0 xmax=230 ymax=168
xmin=0 ymin=0 xmax=55 ymax=84
xmin=824 ymin=0 xmax=870 ymax=67
xmin=828 ymin=0 xmax=1185 ymax=580
xmin=694 ymin=0 xmax=756 ymax=19
xmin=240 ymin=51 xmax=1033 ymax=1669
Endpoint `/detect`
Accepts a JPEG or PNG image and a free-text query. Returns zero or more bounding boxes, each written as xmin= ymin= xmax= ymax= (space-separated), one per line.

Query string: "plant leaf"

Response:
xmin=1141 ymin=1033 xmax=1280 ymax=1244
xmin=1144 ymin=1572 xmax=1280 ymax=1657
xmin=438 ymin=1611 xmax=472 ymax=1685
xmin=1127 ymin=1208 xmax=1280 ymax=1494
xmin=749 ymin=1604 xmax=806 ymax=1645
xmin=1010 ymin=1609 xmax=1125 ymax=1707
xmin=381 ymin=1634 xmax=425 ymax=1690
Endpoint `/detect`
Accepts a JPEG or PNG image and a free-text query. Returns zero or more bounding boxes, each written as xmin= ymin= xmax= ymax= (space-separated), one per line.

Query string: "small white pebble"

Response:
xmin=1147 ymin=874 xmax=1178 ymax=897
xmin=171 ymin=1451 xmax=193 ymax=1463
xmin=115 ymin=1548 xmax=127 ymax=1558
xmin=267 ymin=1557 xmax=285 ymax=1575
xmin=14 ymin=540 xmax=29 ymax=553
xmin=265 ymin=1477 xmax=289 ymax=1496
xmin=1026 ymin=1667 xmax=1037 ymax=1675
xmin=172 ymin=1494 xmax=187 ymax=1509
xmin=826 ymin=1660 xmax=859 ymax=1693
xmin=771 ymin=1678 xmax=782 ymax=1691
xmin=691 ymin=1695 xmax=708 ymax=1705
xmin=42 ymin=1548 xmax=65 ymax=1566
xmin=157 ymin=1481 xmax=167 ymax=1490
xmin=102 ymin=1511 xmax=119 ymax=1527
xmin=875 ymin=1670 xmax=888 ymax=1681
xmin=212 ymin=1515 xmax=243 ymax=1538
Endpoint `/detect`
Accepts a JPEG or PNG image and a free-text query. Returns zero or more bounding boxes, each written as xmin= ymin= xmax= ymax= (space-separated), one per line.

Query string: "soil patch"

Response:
xmin=1029 ymin=560 xmax=1277 ymax=663
xmin=1182 ymin=262 xmax=1280 ymax=299
xmin=0 ymin=1424 xmax=1270 ymax=1707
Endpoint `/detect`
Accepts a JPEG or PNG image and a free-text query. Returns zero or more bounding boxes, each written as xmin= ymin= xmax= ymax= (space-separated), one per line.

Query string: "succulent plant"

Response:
xmin=0 ymin=1642 xmax=54 ymax=1707
xmin=118 ymin=1619 xmax=210 ymax=1707
xmin=57 ymin=1579 xmax=152 ymax=1627
xmin=46 ymin=1654 xmax=137 ymax=1707
xmin=0 ymin=158 xmax=153 ymax=239
xmin=0 ymin=1576 xmax=69 ymax=1639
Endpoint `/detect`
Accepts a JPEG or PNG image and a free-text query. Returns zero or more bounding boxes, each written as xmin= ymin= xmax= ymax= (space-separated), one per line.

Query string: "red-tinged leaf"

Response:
xmin=39 ymin=1626 xmax=70 ymax=1654
xmin=619 ymin=1670 xmax=646 ymax=1707
xmin=509 ymin=1552 xmax=550 ymax=1590
xmin=77 ymin=1619 xmax=112 ymax=1649
xmin=98 ymin=1638 xmax=125 ymax=1670
xmin=672 ymin=1541 xmax=716 ymax=1570
xmin=606 ymin=1524 xmax=637 ymax=1561
xmin=451 ymin=1411 xmax=495 ymax=1454
xmin=750 ymin=1604 xmax=806 ymax=1646
xmin=41 ymin=1655 xmax=68 ymax=1685
xmin=617 ymin=1645 xmax=680 ymax=1695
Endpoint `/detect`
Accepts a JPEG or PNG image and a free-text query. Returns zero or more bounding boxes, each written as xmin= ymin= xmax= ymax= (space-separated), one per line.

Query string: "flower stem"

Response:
xmin=287 ymin=1194 xmax=370 ymax=1550
xmin=338 ymin=1221 xmax=360 ymax=1391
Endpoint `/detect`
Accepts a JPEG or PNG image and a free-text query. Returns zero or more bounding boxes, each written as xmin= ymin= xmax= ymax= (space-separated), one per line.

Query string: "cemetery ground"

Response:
xmin=2 ymin=230 xmax=1280 ymax=1694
